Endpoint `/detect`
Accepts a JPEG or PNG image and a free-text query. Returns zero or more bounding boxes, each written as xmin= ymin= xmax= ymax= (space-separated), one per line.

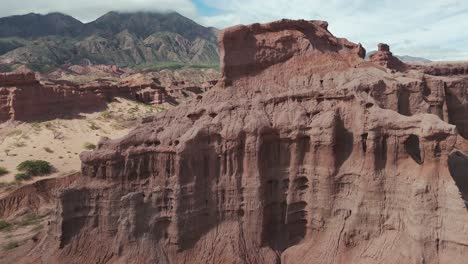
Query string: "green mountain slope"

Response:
xmin=0 ymin=11 xmax=219 ymax=72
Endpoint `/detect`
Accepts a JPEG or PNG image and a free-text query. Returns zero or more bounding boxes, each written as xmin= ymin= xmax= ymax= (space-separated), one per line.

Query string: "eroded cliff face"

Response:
xmin=12 ymin=20 xmax=468 ymax=264
xmin=0 ymin=71 xmax=218 ymax=122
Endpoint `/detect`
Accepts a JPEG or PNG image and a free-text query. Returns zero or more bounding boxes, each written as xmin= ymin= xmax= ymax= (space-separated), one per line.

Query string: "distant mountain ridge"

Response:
xmin=0 ymin=11 xmax=219 ymax=72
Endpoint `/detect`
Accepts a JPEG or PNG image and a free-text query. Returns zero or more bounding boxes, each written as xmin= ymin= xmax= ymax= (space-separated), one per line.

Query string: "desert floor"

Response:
xmin=0 ymin=97 xmax=164 ymax=185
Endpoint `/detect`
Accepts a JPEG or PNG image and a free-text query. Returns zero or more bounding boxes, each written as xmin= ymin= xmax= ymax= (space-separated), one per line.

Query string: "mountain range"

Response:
xmin=0 ymin=12 xmax=219 ymax=72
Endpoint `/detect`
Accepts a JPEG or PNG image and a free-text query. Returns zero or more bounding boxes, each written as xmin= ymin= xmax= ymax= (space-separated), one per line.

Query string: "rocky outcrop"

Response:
xmin=370 ymin=43 xmax=407 ymax=71
xmin=408 ymin=62 xmax=468 ymax=76
xmin=220 ymin=19 xmax=366 ymax=87
xmin=0 ymin=72 xmax=38 ymax=86
xmin=8 ymin=19 xmax=468 ymax=264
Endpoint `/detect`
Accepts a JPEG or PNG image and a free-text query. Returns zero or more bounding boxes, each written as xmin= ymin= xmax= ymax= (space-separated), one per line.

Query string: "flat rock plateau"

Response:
xmin=0 ymin=19 xmax=468 ymax=264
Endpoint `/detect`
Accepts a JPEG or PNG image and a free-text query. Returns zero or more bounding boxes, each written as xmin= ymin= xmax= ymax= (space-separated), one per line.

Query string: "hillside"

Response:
xmin=0 ymin=12 xmax=219 ymax=72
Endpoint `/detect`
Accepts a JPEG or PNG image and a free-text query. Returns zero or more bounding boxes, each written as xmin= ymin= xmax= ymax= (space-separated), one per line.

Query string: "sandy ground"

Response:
xmin=0 ymin=97 xmax=164 ymax=184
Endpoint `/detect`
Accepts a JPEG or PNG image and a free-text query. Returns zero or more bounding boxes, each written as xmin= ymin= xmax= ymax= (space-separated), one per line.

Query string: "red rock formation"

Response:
xmin=408 ymin=62 xmax=468 ymax=76
xmin=370 ymin=43 xmax=407 ymax=71
xmin=0 ymin=72 xmax=38 ymax=86
xmin=5 ymin=19 xmax=468 ymax=264
xmin=0 ymin=72 xmax=219 ymax=122
xmin=220 ymin=19 xmax=366 ymax=87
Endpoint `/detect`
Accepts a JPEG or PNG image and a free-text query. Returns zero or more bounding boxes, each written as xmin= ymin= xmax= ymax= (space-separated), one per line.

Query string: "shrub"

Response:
xmin=83 ymin=142 xmax=96 ymax=150
xmin=100 ymin=110 xmax=112 ymax=119
xmin=0 ymin=167 xmax=8 ymax=176
xmin=0 ymin=181 xmax=19 ymax=189
xmin=127 ymin=106 xmax=139 ymax=114
xmin=0 ymin=220 xmax=11 ymax=231
xmin=6 ymin=129 xmax=22 ymax=137
xmin=12 ymin=141 xmax=26 ymax=148
xmin=15 ymin=173 xmax=31 ymax=182
xmin=19 ymin=213 xmax=40 ymax=226
xmin=17 ymin=160 xmax=52 ymax=176
xmin=31 ymin=122 xmax=42 ymax=131
xmin=88 ymin=121 xmax=100 ymax=130
xmin=3 ymin=241 xmax=18 ymax=250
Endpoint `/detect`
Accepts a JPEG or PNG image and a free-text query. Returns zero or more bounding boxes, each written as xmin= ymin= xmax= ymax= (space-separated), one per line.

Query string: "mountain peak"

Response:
xmin=0 ymin=11 xmax=219 ymax=71
xmin=87 ymin=10 xmax=214 ymax=41
xmin=0 ymin=12 xmax=83 ymax=38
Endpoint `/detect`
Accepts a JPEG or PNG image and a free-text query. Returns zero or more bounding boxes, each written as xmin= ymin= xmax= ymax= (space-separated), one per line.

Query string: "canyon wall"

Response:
xmin=7 ymin=20 xmax=468 ymax=264
xmin=0 ymin=72 xmax=218 ymax=122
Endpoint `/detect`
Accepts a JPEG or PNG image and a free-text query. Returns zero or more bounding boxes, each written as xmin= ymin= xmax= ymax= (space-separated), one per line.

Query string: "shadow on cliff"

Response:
xmin=15 ymin=99 xmax=110 ymax=122
xmin=258 ymin=131 xmax=312 ymax=252
xmin=445 ymin=83 xmax=468 ymax=139
xmin=176 ymin=131 xmax=222 ymax=250
xmin=334 ymin=115 xmax=353 ymax=171
xmin=258 ymin=131 xmax=291 ymax=251
xmin=448 ymin=150 xmax=468 ymax=209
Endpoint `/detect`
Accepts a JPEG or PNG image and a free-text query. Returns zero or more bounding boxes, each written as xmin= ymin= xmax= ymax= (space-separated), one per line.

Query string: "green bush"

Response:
xmin=3 ymin=241 xmax=18 ymax=250
xmin=0 ymin=220 xmax=11 ymax=231
xmin=15 ymin=173 xmax=31 ymax=182
xmin=17 ymin=160 xmax=52 ymax=176
xmin=83 ymin=142 xmax=96 ymax=150
xmin=0 ymin=167 xmax=8 ymax=176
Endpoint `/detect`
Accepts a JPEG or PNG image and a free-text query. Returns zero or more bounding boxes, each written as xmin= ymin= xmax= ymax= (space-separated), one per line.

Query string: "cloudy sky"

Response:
xmin=1 ymin=0 xmax=467 ymax=61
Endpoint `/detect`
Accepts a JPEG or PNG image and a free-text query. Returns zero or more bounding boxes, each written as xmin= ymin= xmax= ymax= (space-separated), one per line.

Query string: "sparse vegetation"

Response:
xmin=0 ymin=181 xmax=19 ymax=189
xmin=6 ymin=129 xmax=22 ymax=137
xmin=88 ymin=121 xmax=100 ymax=130
xmin=100 ymin=110 xmax=112 ymax=119
xmin=44 ymin=122 xmax=54 ymax=130
xmin=12 ymin=141 xmax=26 ymax=148
xmin=31 ymin=122 xmax=42 ymax=131
xmin=0 ymin=167 xmax=8 ymax=176
xmin=17 ymin=160 xmax=52 ymax=176
xmin=20 ymin=133 xmax=30 ymax=140
xmin=3 ymin=241 xmax=18 ymax=250
xmin=52 ymin=130 xmax=64 ymax=140
xmin=83 ymin=142 xmax=96 ymax=150
xmin=0 ymin=220 xmax=11 ymax=231
xmin=32 ymin=224 xmax=44 ymax=232
xmin=15 ymin=173 xmax=31 ymax=182
xmin=128 ymin=106 xmax=139 ymax=114
xmin=19 ymin=213 xmax=40 ymax=227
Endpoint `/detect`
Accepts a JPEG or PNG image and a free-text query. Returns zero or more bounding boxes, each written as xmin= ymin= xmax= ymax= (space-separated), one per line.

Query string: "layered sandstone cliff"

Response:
xmin=5 ymin=19 xmax=468 ymax=264
xmin=0 ymin=71 xmax=218 ymax=122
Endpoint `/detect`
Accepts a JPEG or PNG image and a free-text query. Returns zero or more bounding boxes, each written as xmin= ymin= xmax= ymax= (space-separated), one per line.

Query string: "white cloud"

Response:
xmin=0 ymin=0 xmax=198 ymax=22
xmin=0 ymin=0 xmax=467 ymax=60
xmin=195 ymin=0 xmax=468 ymax=61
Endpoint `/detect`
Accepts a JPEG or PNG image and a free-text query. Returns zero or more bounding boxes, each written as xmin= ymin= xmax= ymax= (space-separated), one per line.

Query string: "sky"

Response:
xmin=0 ymin=0 xmax=468 ymax=61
